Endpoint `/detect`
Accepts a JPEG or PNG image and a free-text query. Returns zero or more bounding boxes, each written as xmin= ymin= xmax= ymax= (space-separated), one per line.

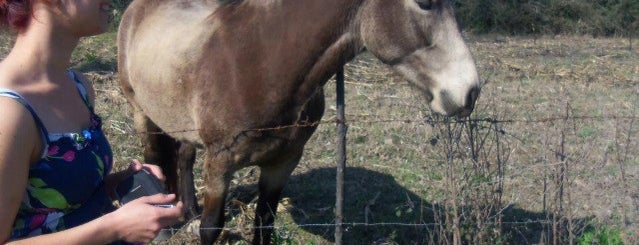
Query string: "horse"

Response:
xmin=117 ymin=0 xmax=480 ymax=244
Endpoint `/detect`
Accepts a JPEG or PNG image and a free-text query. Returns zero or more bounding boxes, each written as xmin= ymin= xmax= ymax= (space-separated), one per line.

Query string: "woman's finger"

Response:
xmin=136 ymin=193 xmax=176 ymax=205
xmin=128 ymin=160 xmax=144 ymax=172
xmin=142 ymin=163 xmax=166 ymax=181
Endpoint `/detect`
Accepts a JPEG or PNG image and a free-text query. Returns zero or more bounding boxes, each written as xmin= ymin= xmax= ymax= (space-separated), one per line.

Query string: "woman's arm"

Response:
xmin=6 ymin=194 xmax=183 ymax=245
xmin=0 ymin=98 xmax=42 ymax=243
xmin=5 ymin=216 xmax=117 ymax=245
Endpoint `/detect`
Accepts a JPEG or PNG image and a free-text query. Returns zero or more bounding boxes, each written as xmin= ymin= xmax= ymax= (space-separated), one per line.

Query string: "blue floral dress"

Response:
xmin=0 ymin=70 xmax=117 ymax=240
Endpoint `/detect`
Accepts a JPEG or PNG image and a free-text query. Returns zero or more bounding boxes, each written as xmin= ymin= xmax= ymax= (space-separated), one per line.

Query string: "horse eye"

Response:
xmin=416 ymin=0 xmax=433 ymax=10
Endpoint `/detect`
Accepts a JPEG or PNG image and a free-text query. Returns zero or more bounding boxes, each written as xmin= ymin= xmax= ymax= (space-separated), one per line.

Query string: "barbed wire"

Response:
xmin=97 ymin=97 xmax=639 ymax=241
xmin=105 ymin=115 xmax=639 ymax=136
xmin=160 ymin=219 xmax=558 ymax=233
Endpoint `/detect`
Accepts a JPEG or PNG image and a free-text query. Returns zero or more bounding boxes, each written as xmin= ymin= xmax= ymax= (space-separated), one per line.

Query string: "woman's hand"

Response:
xmin=103 ymin=160 xmax=183 ymax=243
xmin=127 ymin=160 xmax=166 ymax=182
xmin=104 ymin=194 xmax=184 ymax=244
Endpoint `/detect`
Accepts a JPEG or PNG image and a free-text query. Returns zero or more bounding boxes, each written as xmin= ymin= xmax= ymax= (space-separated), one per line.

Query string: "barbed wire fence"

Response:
xmin=102 ymin=112 xmax=637 ymax=244
xmin=90 ymin=71 xmax=639 ymax=244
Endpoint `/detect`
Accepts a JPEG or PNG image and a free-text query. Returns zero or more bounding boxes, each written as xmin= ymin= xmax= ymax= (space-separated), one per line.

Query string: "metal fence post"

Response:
xmin=335 ymin=67 xmax=347 ymax=245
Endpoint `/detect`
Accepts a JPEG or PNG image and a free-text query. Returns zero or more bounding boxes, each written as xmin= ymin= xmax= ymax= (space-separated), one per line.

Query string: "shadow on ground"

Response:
xmin=276 ymin=167 xmax=593 ymax=244
xmin=75 ymin=57 xmax=117 ymax=73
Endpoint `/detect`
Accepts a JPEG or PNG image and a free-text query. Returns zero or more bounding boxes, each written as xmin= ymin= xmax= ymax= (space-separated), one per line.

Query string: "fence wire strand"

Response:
xmin=160 ymin=220 xmax=555 ymax=233
xmin=107 ymin=115 xmax=639 ymax=136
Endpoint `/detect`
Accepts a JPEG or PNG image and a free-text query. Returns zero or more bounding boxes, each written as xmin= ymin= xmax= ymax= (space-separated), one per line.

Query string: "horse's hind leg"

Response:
xmin=252 ymin=153 xmax=302 ymax=245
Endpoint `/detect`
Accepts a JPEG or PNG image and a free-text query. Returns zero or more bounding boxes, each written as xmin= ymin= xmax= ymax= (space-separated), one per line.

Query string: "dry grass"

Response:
xmin=166 ymin=36 xmax=638 ymax=244
xmin=2 ymin=32 xmax=637 ymax=244
xmin=89 ymin=35 xmax=639 ymax=244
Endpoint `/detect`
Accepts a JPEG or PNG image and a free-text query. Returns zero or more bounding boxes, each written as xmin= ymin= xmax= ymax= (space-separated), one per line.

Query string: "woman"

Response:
xmin=0 ymin=0 xmax=184 ymax=244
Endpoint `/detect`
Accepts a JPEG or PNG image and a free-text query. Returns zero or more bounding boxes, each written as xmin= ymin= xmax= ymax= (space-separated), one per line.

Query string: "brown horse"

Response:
xmin=117 ymin=0 xmax=480 ymax=244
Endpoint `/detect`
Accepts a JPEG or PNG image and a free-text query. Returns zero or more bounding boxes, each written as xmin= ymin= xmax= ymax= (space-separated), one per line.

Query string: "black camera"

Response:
xmin=115 ymin=169 xmax=174 ymax=208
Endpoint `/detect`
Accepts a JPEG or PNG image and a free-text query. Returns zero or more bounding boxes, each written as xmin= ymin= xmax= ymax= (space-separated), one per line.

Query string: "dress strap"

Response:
xmin=66 ymin=70 xmax=94 ymax=112
xmin=0 ymin=89 xmax=51 ymax=145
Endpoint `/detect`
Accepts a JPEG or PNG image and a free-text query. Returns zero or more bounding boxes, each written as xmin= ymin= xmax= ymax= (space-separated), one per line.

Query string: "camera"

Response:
xmin=115 ymin=169 xmax=175 ymax=208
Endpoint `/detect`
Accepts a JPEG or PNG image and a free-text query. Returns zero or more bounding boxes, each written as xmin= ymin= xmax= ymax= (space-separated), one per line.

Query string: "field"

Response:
xmin=3 ymin=32 xmax=637 ymax=244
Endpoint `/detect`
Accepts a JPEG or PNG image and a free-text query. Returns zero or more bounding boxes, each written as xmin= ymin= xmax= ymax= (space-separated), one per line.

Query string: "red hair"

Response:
xmin=0 ymin=0 xmax=32 ymax=32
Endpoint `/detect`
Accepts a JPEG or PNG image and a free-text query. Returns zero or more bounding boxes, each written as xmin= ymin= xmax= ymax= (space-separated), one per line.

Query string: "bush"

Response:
xmin=452 ymin=0 xmax=639 ymax=36
xmin=578 ymin=227 xmax=624 ymax=245
xmin=110 ymin=0 xmax=133 ymax=30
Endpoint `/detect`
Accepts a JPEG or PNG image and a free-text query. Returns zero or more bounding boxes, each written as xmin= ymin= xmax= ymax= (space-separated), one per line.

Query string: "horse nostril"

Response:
xmin=465 ymin=86 xmax=480 ymax=110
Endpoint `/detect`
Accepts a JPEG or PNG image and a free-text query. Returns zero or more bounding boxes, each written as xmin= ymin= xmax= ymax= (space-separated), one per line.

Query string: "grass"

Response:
xmin=578 ymin=227 xmax=625 ymax=245
xmin=1 ymin=31 xmax=638 ymax=244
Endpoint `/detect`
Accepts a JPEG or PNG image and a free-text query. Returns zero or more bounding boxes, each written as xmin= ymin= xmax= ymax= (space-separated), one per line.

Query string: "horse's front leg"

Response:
xmin=252 ymin=153 xmax=301 ymax=245
xmin=177 ymin=143 xmax=200 ymax=219
xmin=200 ymin=153 xmax=232 ymax=245
xmin=133 ymin=111 xmax=179 ymax=192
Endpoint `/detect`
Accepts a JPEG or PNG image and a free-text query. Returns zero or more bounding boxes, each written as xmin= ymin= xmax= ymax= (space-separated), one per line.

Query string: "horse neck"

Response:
xmin=210 ymin=0 xmax=368 ymax=113
xmin=265 ymin=0 xmax=367 ymax=104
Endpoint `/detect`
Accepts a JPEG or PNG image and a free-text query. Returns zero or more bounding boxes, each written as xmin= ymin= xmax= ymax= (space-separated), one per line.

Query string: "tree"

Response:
xmin=617 ymin=0 xmax=639 ymax=50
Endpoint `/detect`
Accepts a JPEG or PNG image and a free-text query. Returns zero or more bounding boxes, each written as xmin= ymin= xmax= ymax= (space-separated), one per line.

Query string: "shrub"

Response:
xmin=110 ymin=0 xmax=133 ymax=31
xmin=452 ymin=0 xmax=639 ymax=36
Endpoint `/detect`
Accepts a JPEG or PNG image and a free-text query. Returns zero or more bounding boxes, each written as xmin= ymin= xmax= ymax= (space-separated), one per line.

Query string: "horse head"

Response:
xmin=358 ymin=0 xmax=480 ymax=117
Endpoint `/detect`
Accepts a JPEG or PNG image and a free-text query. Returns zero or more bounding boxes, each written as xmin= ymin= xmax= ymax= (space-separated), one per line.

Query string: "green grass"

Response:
xmin=578 ymin=227 xmax=625 ymax=245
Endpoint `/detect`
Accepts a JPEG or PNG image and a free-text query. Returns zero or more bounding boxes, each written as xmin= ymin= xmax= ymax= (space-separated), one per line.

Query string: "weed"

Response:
xmin=270 ymin=226 xmax=295 ymax=245
xmin=579 ymin=127 xmax=596 ymax=138
xmin=578 ymin=227 xmax=624 ymax=245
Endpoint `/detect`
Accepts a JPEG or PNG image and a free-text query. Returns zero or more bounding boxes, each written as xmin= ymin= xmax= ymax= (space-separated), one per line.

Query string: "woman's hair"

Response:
xmin=0 ymin=0 xmax=32 ymax=32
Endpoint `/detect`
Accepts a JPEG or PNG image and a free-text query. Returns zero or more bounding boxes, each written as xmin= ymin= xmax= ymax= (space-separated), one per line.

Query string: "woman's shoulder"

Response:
xmin=0 ymin=94 xmax=42 ymax=161
xmin=0 ymin=90 xmax=34 ymax=124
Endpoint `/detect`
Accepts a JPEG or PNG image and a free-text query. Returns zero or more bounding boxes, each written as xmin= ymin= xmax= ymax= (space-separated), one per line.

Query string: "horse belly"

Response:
xmin=123 ymin=4 xmax=217 ymax=145
xmin=133 ymin=82 xmax=202 ymax=144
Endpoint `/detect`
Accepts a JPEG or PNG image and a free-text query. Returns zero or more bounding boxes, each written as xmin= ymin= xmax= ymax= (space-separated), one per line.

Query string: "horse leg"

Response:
xmin=200 ymin=153 xmax=232 ymax=245
xmin=133 ymin=112 xmax=180 ymax=193
xmin=252 ymin=153 xmax=301 ymax=245
xmin=177 ymin=143 xmax=200 ymax=219
xmin=134 ymin=112 xmax=202 ymax=223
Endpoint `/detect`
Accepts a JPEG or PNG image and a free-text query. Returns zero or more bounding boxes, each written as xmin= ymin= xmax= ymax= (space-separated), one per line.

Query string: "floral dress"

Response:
xmin=0 ymin=70 xmax=116 ymax=240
